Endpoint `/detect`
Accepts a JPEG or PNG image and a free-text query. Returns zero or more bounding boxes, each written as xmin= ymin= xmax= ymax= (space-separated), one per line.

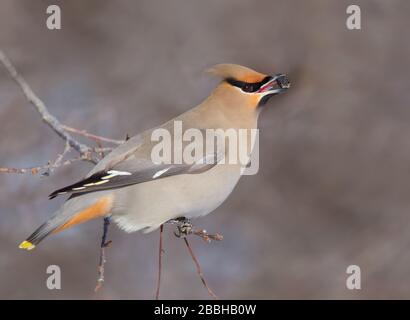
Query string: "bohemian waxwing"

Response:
xmin=19 ymin=64 xmax=290 ymax=250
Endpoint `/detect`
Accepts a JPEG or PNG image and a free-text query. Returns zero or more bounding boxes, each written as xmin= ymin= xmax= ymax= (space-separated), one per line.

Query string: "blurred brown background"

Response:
xmin=0 ymin=0 xmax=409 ymax=299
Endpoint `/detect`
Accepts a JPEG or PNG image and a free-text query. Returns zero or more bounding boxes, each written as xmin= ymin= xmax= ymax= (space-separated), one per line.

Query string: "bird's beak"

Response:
xmin=257 ymin=74 xmax=291 ymax=95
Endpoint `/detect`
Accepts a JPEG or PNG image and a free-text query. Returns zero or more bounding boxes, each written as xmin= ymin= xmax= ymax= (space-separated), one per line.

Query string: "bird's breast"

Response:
xmin=111 ymin=163 xmax=242 ymax=232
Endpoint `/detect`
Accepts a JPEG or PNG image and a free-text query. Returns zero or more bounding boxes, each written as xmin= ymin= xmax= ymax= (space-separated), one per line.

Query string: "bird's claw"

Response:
xmin=174 ymin=220 xmax=193 ymax=238
xmin=166 ymin=217 xmax=223 ymax=242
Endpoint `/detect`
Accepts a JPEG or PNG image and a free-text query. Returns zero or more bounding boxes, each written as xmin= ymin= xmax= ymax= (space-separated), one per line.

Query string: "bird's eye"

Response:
xmin=242 ymin=84 xmax=254 ymax=92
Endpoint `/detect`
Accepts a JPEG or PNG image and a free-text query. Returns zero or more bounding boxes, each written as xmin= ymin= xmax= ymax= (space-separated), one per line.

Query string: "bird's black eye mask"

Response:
xmin=226 ymin=76 xmax=273 ymax=93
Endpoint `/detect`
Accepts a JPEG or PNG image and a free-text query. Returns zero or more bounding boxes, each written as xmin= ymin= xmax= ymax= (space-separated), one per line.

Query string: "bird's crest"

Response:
xmin=206 ymin=64 xmax=267 ymax=83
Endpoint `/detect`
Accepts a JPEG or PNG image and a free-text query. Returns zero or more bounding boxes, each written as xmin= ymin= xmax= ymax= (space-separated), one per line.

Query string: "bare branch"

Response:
xmin=52 ymin=141 xmax=71 ymax=168
xmin=155 ymin=224 xmax=164 ymax=299
xmin=0 ymin=50 xmax=96 ymax=162
xmin=0 ymin=50 xmax=118 ymax=294
xmin=0 ymin=166 xmax=46 ymax=175
xmin=92 ymin=147 xmax=114 ymax=153
xmin=184 ymin=238 xmax=218 ymax=299
xmin=192 ymin=228 xmax=223 ymax=243
xmin=95 ymin=217 xmax=112 ymax=292
xmin=0 ymin=157 xmax=83 ymax=175
xmin=62 ymin=125 xmax=124 ymax=145
xmin=0 ymin=142 xmax=94 ymax=175
xmin=166 ymin=218 xmax=220 ymax=298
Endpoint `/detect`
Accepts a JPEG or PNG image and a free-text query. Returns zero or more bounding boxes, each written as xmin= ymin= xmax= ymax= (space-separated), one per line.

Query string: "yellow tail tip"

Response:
xmin=19 ymin=240 xmax=35 ymax=250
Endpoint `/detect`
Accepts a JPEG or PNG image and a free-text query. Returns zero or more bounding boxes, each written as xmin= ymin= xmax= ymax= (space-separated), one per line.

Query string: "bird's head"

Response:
xmin=207 ymin=64 xmax=290 ymax=108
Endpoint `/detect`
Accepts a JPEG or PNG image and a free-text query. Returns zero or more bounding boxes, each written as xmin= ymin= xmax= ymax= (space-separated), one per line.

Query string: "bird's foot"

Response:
xmin=173 ymin=218 xmax=193 ymax=238
xmin=167 ymin=217 xmax=223 ymax=243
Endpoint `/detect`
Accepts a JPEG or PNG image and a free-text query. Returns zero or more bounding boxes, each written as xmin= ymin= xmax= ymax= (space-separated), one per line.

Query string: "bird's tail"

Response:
xmin=19 ymin=195 xmax=113 ymax=250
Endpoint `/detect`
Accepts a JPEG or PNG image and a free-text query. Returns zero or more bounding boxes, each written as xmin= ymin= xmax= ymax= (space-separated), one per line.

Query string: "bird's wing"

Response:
xmin=49 ymin=128 xmax=225 ymax=199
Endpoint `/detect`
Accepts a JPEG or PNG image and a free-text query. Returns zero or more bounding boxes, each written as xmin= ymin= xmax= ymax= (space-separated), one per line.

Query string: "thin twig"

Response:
xmin=62 ymin=125 xmax=124 ymax=145
xmin=183 ymin=238 xmax=217 ymax=299
xmin=52 ymin=141 xmax=71 ymax=168
xmin=95 ymin=140 xmax=105 ymax=159
xmin=0 ymin=166 xmax=46 ymax=175
xmin=0 ymin=157 xmax=83 ymax=175
xmin=155 ymin=224 xmax=164 ymax=300
xmin=0 ymin=141 xmax=91 ymax=175
xmin=43 ymin=141 xmax=72 ymax=175
xmin=192 ymin=228 xmax=223 ymax=243
xmin=92 ymin=147 xmax=114 ymax=154
xmin=0 ymin=50 xmax=96 ymax=163
xmin=0 ymin=50 xmax=118 ymax=294
xmin=95 ymin=217 xmax=112 ymax=292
